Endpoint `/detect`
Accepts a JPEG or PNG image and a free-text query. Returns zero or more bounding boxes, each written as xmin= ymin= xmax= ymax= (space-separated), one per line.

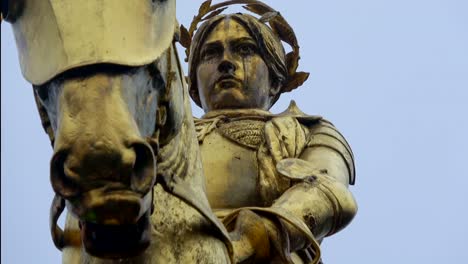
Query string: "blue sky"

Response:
xmin=2 ymin=1 xmax=468 ymax=263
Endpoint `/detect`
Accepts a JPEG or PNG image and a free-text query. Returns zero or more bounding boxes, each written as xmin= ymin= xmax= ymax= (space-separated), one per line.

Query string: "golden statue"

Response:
xmin=3 ymin=0 xmax=356 ymax=263
xmin=181 ymin=1 xmax=358 ymax=263
xmin=3 ymin=0 xmax=233 ymax=263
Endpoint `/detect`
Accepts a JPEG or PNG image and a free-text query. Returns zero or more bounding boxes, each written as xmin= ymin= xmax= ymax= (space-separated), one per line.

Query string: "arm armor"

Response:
xmin=272 ymin=173 xmax=357 ymax=241
xmin=270 ymin=119 xmax=357 ymax=244
xmin=307 ymin=119 xmax=356 ymax=185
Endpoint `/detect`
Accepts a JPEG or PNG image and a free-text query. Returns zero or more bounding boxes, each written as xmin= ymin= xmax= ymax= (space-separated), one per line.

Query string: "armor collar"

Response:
xmin=200 ymin=100 xmax=322 ymax=124
xmin=202 ymin=108 xmax=273 ymax=120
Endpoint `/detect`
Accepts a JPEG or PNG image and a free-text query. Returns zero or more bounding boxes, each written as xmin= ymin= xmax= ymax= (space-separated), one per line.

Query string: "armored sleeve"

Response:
xmin=224 ymin=116 xmax=357 ymax=262
xmin=269 ymin=119 xmax=357 ymax=243
xmin=306 ymin=119 xmax=355 ymax=185
xmin=252 ymin=120 xmax=356 ymax=259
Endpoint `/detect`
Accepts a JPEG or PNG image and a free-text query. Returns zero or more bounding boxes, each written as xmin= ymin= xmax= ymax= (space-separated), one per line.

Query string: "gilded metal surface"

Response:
xmin=181 ymin=0 xmax=310 ymax=107
xmin=217 ymin=119 xmax=265 ymax=149
xmin=44 ymin=44 xmax=232 ymax=263
xmin=10 ymin=0 xmax=176 ymax=85
xmin=6 ymin=0 xmax=234 ymax=262
xmin=188 ymin=2 xmax=358 ymax=263
xmin=4 ymin=0 xmax=358 ymax=262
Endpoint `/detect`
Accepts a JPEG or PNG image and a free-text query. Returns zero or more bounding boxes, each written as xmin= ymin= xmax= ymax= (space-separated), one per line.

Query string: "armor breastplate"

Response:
xmin=198 ymin=120 xmax=265 ymax=209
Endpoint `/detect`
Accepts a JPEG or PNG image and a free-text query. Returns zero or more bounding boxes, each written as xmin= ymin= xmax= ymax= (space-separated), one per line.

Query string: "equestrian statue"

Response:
xmin=2 ymin=0 xmax=357 ymax=263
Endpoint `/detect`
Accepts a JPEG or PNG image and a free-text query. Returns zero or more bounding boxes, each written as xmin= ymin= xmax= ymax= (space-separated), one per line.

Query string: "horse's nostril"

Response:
xmin=50 ymin=151 xmax=80 ymax=199
xmin=51 ymin=141 xmax=156 ymax=198
xmin=130 ymin=142 xmax=157 ymax=194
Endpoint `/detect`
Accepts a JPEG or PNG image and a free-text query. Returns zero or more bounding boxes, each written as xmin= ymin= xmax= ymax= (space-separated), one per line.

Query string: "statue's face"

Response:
xmin=196 ymin=18 xmax=276 ymax=112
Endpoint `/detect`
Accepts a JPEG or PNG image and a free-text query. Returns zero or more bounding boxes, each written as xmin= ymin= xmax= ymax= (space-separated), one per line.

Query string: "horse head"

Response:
xmin=41 ymin=63 xmax=163 ymax=258
xmin=4 ymin=0 xmax=191 ymax=259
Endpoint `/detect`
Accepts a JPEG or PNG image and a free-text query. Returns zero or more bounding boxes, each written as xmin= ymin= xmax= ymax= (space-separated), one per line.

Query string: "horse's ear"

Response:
xmin=153 ymin=45 xmax=185 ymax=146
xmin=33 ymin=87 xmax=55 ymax=148
xmin=1 ymin=0 xmax=25 ymax=23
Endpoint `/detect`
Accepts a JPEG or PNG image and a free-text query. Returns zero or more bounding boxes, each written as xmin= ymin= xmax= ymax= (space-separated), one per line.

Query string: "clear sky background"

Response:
xmin=2 ymin=0 xmax=468 ymax=263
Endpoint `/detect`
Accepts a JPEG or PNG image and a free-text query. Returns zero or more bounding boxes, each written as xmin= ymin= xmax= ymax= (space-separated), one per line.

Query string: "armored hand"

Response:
xmin=226 ymin=210 xmax=271 ymax=263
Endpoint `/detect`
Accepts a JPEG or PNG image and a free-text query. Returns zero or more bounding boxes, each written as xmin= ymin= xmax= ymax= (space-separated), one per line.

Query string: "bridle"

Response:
xmin=45 ymin=42 xmax=178 ymax=251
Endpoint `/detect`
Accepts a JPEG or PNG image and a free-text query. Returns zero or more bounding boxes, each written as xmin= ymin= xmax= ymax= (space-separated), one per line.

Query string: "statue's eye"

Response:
xmin=202 ymin=46 xmax=221 ymax=60
xmin=236 ymin=43 xmax=256 ymax=56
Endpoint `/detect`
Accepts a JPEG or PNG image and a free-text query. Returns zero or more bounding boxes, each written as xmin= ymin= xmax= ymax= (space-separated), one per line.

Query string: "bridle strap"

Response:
xmin=33 ymin=89 xmax=69 ymax=250
xmin=33 ymin=90 xmax=55 ymax=146
xmin=50 ymin=194 xmax=65 ymax=250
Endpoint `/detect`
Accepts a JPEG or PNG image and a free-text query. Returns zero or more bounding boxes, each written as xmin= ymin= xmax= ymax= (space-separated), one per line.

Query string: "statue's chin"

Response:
xmin=80 ymin=212 xmax=151 ymax=259
xmin=211 ymin=91 xmax=248 ymax=110
xmin=210 ymin=89 xmax=268 ymax=111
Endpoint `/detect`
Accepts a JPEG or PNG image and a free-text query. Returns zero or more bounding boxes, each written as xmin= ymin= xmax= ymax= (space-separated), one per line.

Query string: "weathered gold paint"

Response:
xmin=50 ymin=44 xmax=233 ymax=263
xmin=4 ymin=0 xmax=357 ymax=263
xmin=195 ymin=19 xmax=278 ymax=111
xmin=10 ymin=0 xmax=176 ymax=85
xmin=190 ymin=12 xmax=357 ymax=264
xmin=6 ymin=0 xmax=234 ymax=262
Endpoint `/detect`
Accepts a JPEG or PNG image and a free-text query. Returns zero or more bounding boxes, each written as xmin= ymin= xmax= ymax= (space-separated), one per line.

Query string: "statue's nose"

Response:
xmin=50 ymin=140 xmax=156 ymax=199
xmin=218 ymin=59 xmax=237 ymax=73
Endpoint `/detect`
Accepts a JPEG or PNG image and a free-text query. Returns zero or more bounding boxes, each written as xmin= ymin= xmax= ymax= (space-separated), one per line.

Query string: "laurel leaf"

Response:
xmin=284 ymin=72 xmax=310 ymax=92
xmin=202 ymin=7 xmax=228 ymax=21
xmin=286 ymin=51 xmax=299 ymax=75
xmin=259 ymin=11 xmax=279 ymax=23
xmin=199 ymin=0 xmax=212 ymax=15
xmin=179 ymin=25 xmax=191 ymax=49
xmin=269 ymin=16 xmax=298 ymax=48
xmin=242 ymin=3 xmax=273 ymax=16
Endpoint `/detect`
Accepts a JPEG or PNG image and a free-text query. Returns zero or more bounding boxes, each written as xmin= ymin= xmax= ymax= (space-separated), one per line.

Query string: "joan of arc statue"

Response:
xmin=180 ymin=1 xmax=358 ymax=263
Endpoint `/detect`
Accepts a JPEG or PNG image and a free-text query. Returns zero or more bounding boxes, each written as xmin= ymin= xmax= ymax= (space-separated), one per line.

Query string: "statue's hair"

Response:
xmin=181 ymin=1 xmax=309 ymax=109
xmin=188 ymin=13 xmax=288 ymax=108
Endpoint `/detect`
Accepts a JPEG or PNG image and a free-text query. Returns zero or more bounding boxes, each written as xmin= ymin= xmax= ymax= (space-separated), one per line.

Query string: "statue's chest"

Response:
xmin=199 ymin=120 xmax=265 ymax=209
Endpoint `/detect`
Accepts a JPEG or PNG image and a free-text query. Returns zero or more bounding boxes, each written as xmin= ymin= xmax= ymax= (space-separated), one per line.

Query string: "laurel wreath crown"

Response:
xmin=179 ymin=0 xmax=309 ymax=93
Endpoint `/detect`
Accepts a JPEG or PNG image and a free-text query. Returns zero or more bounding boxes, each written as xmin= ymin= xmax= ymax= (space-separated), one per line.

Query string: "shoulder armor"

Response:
xmin=307 ymin=119 xmax=356 ymax=185
xmin=276 ymin=100 xmax=322 ymax=124
xmin=274 ymin=101 xmax=355 ymax=184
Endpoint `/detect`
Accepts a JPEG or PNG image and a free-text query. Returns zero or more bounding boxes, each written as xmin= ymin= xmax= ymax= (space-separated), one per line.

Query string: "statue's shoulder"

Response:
xmin=274 ymin=101 xmax=345 ymax=133
xmin=274 ymin=100 xmax=322 ymax=127
xmin=278 ymin=101 xmax=355 ymax=185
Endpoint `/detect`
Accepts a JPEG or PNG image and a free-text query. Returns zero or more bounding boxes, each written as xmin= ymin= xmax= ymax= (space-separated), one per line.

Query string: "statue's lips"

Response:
xmin=216 ymin=76 xmax=242 ymax=89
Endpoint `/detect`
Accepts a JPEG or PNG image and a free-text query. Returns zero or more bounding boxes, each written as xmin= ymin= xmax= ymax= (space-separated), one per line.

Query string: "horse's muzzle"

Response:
xmin=50 ymin=140 xmax=157 ymax=257
xmin=80 ymin=210 xmax=152 ymax=259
